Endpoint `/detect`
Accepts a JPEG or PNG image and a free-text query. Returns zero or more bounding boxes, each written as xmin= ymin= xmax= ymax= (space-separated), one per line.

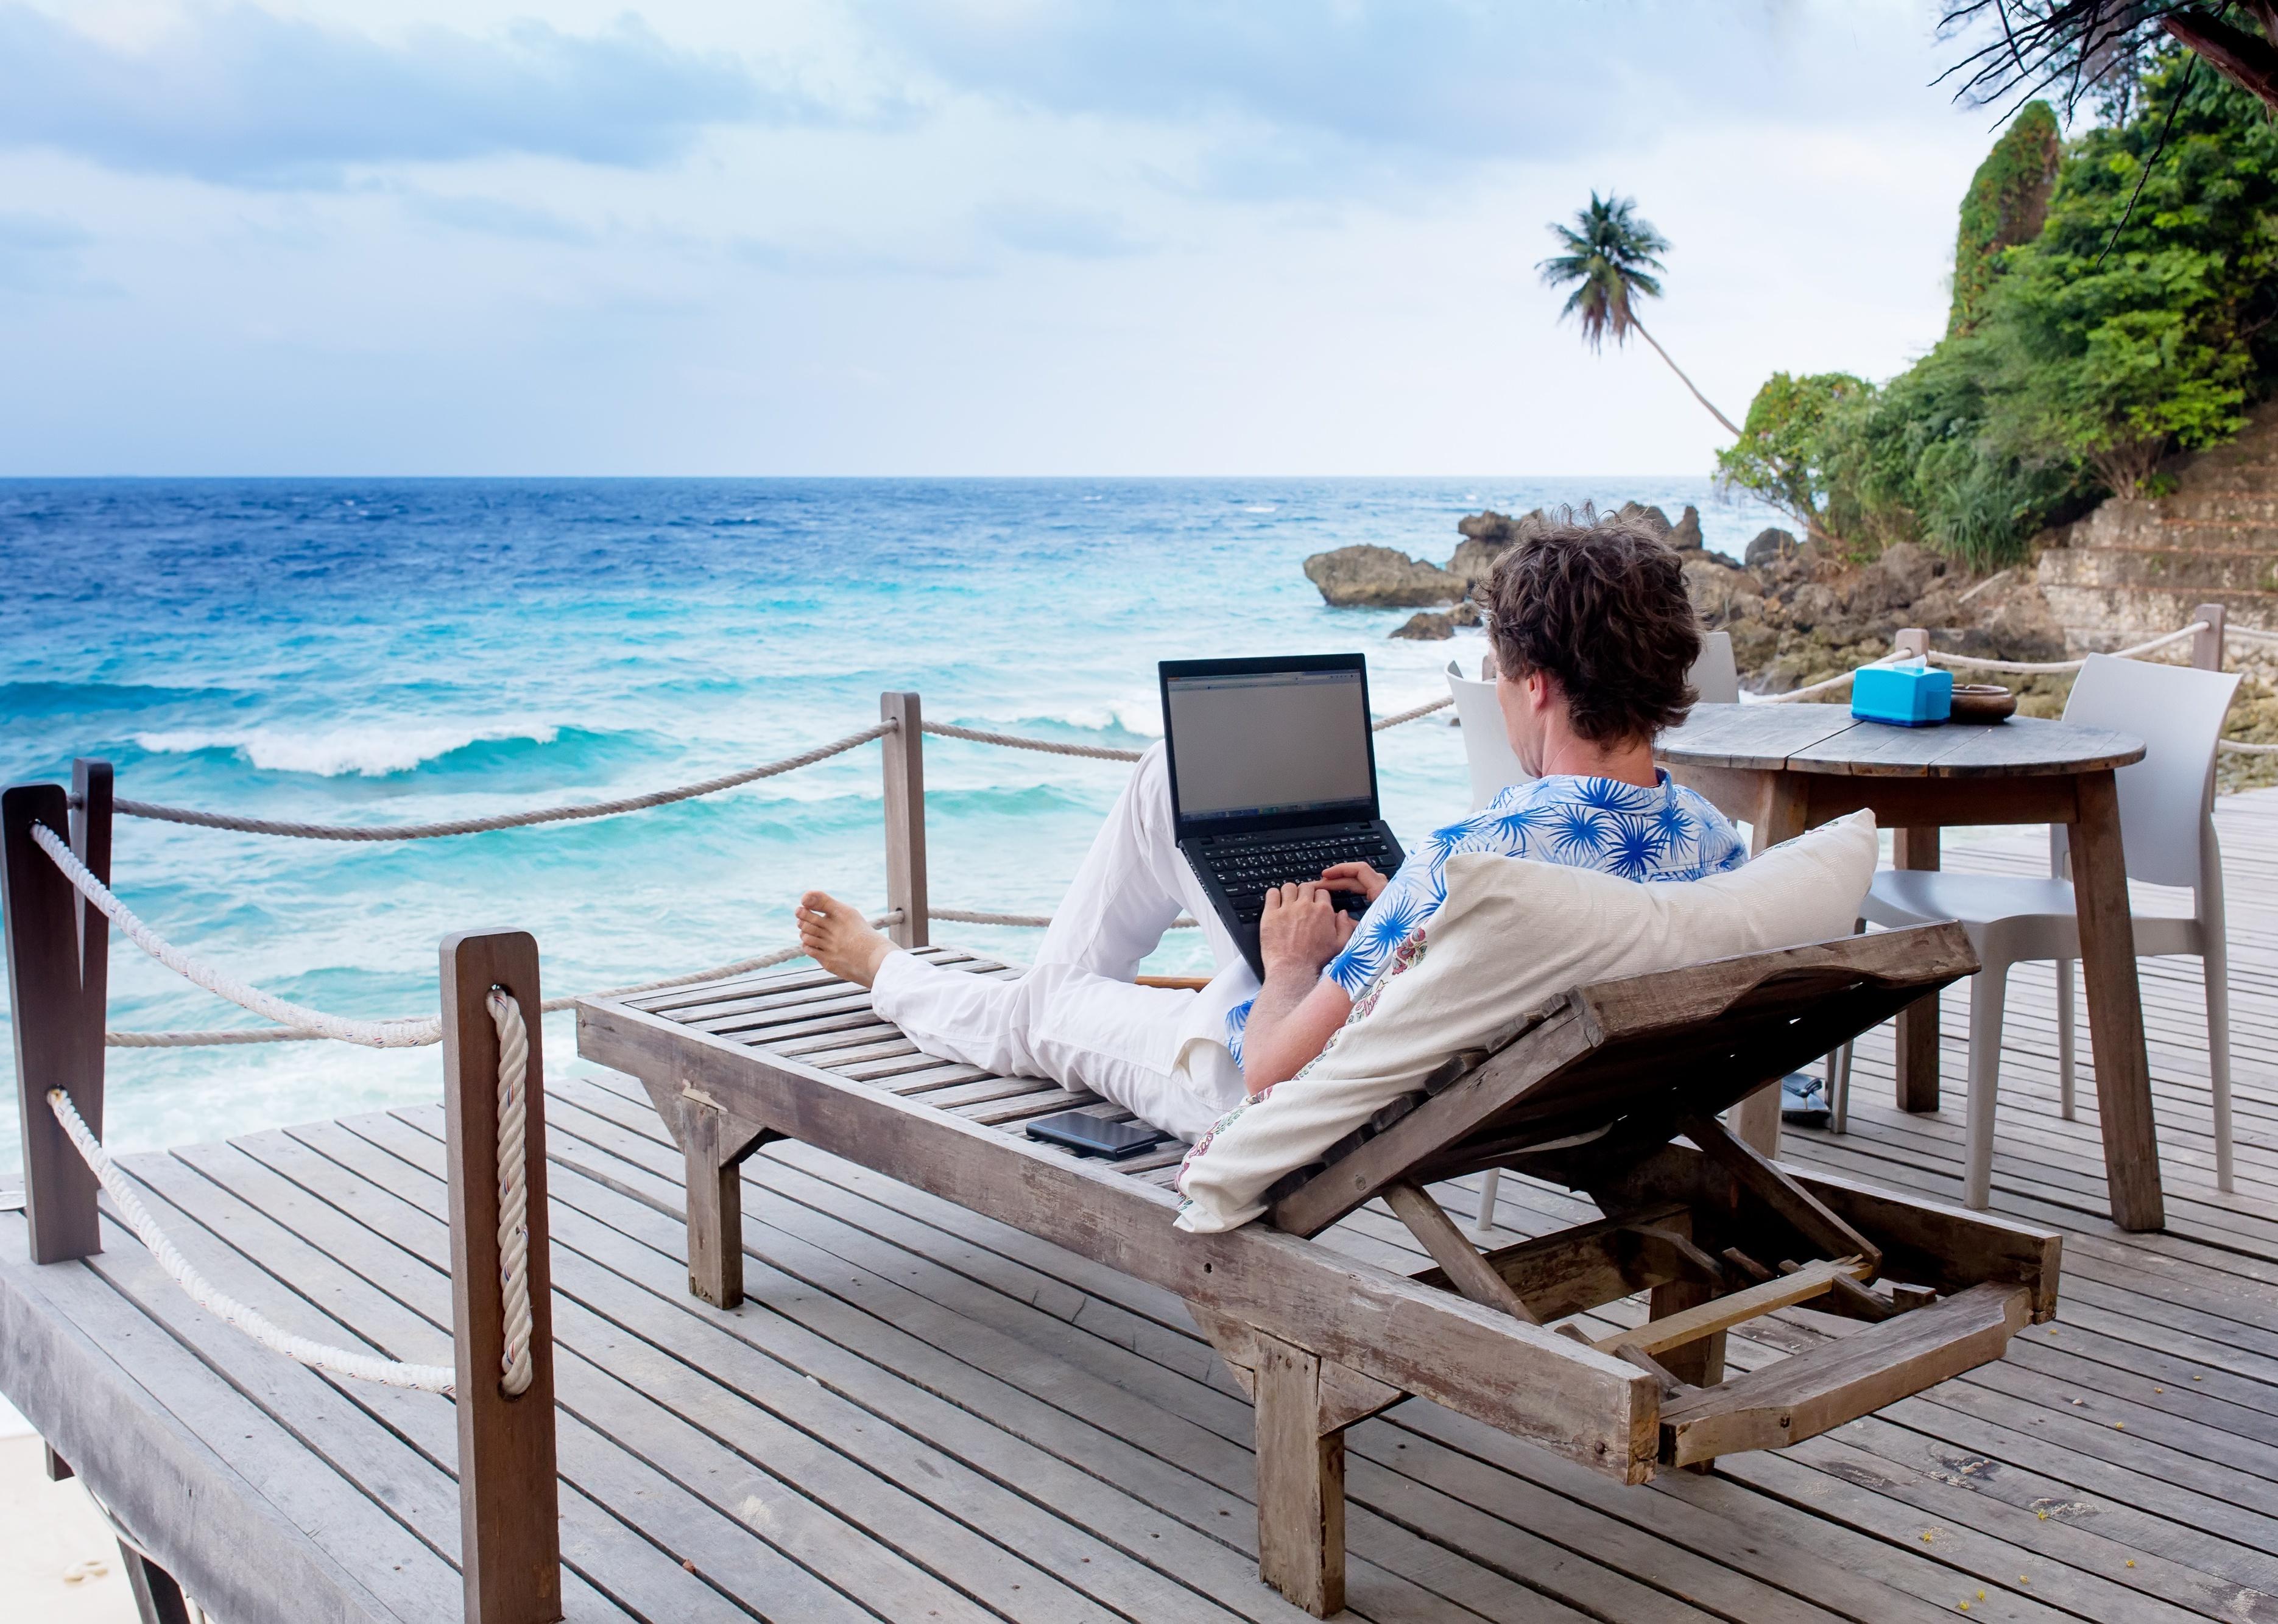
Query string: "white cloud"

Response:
xmin=0 ymin=1 xmax=2016 ymax=476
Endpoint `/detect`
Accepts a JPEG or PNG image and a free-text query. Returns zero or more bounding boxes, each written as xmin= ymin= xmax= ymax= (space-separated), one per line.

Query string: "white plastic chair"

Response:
xmin=1445 ymin=659 xmax=1526 ymax=812
xmin=1691 ymin=630 xmax=1740 ymax=705
xmin=1836 ymin=654 xmax=2240 ymax=1207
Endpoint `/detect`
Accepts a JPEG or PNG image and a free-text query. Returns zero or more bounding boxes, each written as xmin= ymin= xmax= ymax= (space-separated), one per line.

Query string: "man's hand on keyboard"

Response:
xmin=1318 ymin=861 xmax=1388 ymax=905
xmin=1258 ymin=881 xmax=1357 ymax=977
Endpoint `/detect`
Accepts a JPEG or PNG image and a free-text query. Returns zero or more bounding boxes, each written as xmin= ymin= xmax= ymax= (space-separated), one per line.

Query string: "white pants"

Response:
xmin=869 ymin=742 xmax=1260 ymax=1142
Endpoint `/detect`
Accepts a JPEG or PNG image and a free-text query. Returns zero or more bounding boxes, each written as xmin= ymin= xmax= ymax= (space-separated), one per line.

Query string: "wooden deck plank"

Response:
xmin=223 ymin=1120 xmax=1054 ymax=1624
xmin=537 ymin=1081 xmax=1903 ymax=1624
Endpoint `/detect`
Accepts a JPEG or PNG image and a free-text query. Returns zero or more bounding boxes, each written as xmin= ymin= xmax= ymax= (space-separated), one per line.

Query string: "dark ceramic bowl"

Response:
xmin=1949 ymin=683 xmax=2017 ymax=723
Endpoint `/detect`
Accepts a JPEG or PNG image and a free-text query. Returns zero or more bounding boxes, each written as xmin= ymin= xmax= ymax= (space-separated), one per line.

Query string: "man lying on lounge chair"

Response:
xmin=797 ymin=507 xmax=1746 ymax=1143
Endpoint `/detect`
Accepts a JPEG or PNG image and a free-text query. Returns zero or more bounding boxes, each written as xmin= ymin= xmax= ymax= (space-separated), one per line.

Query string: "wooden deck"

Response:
xmin=7 ymin=796 xmax=2278 ymax=1623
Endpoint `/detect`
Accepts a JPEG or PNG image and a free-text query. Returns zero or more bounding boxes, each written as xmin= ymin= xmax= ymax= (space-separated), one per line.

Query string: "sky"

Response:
xmin=0 ymin=1 xmax=2040 ymax=477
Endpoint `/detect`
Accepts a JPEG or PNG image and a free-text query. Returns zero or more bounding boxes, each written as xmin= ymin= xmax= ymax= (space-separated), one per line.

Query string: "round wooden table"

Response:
xmin=1657 ymin=702 xmax=2160 ymax=1231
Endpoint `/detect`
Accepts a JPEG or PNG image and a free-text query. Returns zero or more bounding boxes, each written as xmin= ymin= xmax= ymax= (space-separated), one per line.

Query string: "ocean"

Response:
xmin=0 ymin=477 xmax=1784 ymax=1171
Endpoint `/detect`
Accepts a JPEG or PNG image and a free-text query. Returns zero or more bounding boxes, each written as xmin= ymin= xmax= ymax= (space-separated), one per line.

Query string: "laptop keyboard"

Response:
xmin=1201 ymin=825 xmax=1400 ymax=924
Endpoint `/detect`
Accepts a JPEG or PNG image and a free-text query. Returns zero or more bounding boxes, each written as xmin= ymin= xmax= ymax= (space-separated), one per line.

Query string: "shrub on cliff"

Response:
xmin=1724 ymin=52 xmax=2278 ymax=572
xmin=1949 ymin=100 xmax=2062 ymax=336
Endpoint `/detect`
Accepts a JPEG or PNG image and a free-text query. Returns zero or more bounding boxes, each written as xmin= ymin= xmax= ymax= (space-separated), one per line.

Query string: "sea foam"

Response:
xmin=132 ymin=721 xmax=562 ymax=778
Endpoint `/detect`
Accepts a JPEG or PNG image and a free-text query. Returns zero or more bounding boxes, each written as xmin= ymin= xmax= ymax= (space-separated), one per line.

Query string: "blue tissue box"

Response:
xmin=1852 ymin=664 xmax=1952 ymax=726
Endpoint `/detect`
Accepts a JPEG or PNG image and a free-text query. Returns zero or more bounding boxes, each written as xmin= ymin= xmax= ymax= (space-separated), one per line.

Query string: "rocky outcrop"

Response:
xmin=1706 ymin=536 xmax=2065 ymax=693
xmin=1303 ymin=546 xmax=1465 ymax=607
xmin=1745 ymin=527 xmax=1797 ymax=568
xmin=1391 ymin=611 xmax=1456 ymax=640
xmin=1307 ymin=501 xmax=2070 ymax=695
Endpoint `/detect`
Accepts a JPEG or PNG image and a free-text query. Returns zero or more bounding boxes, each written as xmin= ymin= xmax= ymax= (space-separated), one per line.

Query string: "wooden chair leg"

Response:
xmin=1253 ymin=1332 xmax=1347 ymax=1618
xmin=1965 ymin=965 xmax=2008 ymax=1211
xmin=640 ymin=1078 xmax=775 ymax=1309
xmin=118 ymin=1542 xmax=194 ymax=1624
xmin=2055 ymin=957 xmax=2076 ymax=1122
xmin=1646 ymin=1276 xmax=1726 ymax=1474
xmin=1827 ymin=1042 xmax=1853 ymax=1136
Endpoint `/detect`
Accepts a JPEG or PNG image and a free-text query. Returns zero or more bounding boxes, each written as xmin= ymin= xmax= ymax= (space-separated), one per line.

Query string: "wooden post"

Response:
xmin=440 ymin=930 xmax=562 ymax=1624
xmin=1892 ymin=627 xmax=1929 ymax=661
xmin=881 ymin=691 xmax=929 ymax=949
xmin=2192 ymin=602 xmax=2227 ymax=671
xmin=1892 ymin=826 xmax=1942 ymax=1115
xmin=1731 ymin=778 xmax=1810 ymax=1156
xmin=1253 ymin=1332 xmax=1347 ymax=1617
xmin=2 ymin=776 xmax=108 ymax=1264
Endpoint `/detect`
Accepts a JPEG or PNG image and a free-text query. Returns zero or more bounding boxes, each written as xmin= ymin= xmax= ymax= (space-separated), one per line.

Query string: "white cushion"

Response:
xmin=1173 ymin=810 xmax=1879 ymax=1232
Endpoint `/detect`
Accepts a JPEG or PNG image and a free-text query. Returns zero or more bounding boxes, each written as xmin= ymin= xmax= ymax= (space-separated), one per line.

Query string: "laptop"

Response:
xmin=1158 ymin=653 xmax=1406 ymax=979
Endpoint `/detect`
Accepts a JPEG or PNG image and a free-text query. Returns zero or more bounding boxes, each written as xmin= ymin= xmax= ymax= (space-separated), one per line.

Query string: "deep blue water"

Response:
xmin=0 ymin=477 xmax=1782 ymax=1166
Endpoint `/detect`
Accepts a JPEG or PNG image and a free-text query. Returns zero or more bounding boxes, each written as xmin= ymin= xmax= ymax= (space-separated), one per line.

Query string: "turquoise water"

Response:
xmin=0 ymin=477 xmax=1781 ymax=1168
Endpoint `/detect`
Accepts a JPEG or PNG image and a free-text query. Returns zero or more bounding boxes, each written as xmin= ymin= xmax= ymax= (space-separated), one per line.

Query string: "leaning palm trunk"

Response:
xmin=1631 ymin=318 xmax=1742 ymax=438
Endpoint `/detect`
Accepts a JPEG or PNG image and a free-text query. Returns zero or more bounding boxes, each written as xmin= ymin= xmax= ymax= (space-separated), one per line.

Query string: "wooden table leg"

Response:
xmin=1732 ymin=777 xmax=1810 ymax=1157
xmin=2070 ymin=772 xmax=2163 ymax=1232
xmin=1893 ymin=826 xmax=1941 ymax=1114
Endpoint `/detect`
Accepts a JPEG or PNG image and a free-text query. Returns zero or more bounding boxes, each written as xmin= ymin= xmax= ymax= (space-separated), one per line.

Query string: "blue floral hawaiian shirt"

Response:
xmin=1225 ymin=772 xmax=1746 ymax=1060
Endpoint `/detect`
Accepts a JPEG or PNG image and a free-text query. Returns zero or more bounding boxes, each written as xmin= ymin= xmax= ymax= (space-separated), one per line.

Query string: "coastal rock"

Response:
xmin=1680 ymin=553 xmax=1762 ymax=625
xmin=1447 ymin=506 xmax=1562 ymax=591
xmin=1391 ymin=611 xmax=1456 ymax=641
xmin=1456 ymin=510 xmax=1520 ymax=546
xmin=1668 ymin=505 xmax=1703 ymax=550
xmin=1745 ymin=527 xmax=1798 ymax=568
xmin=1303 ymin=545 xmax=1465 ymax=607
xmin=1616 ymin=502 xmax=1674 ymax=540
xmin=1450 ymin=599 xmax=1483 ymax=627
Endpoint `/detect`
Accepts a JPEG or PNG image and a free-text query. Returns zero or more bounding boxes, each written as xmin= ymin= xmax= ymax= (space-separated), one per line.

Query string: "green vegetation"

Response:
xmin=1949 ymin=100 xmax=2061 ymax=334
xmin=1718 ymin=53 xmax=2278 ymax=572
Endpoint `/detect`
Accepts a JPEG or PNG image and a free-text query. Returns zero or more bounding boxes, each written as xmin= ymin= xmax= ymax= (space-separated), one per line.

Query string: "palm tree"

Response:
xmin=1538 ymin=193 xmax=1741 ymax=437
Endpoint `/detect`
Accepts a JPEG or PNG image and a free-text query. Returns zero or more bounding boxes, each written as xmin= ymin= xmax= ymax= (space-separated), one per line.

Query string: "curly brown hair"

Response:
xmin=1484 ymin=507 xmax=1702 ymax=744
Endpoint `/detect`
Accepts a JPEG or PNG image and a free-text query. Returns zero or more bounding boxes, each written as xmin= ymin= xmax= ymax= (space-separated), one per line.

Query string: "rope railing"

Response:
xmin=47 ymin=1077 xmax=458 ymax=1393
xmin=920 ymin=722 xmax=1143 ymax=762
xmin=37 ymin=822 xmax=900 ymax=1046
xmin=1371 ymin=694 xmax=1455 ymax=731
xmin=98 ymin=722 xmax=895 ymax=842
xmin=1922 ymin=622 xmax=2206 ymax=674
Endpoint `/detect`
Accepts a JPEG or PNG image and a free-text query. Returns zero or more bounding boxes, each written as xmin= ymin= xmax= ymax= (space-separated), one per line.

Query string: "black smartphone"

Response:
xmin=1025 ymin=1109 xmax=1170 ymax=1159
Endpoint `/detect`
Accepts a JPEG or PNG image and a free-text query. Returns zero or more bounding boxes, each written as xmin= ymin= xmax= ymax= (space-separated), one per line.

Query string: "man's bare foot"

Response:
xmin=797 ymin=891 xmax=896 ymax=986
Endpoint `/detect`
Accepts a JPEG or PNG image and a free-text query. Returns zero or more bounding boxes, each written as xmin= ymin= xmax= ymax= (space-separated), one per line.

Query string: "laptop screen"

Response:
xmin=1163 ymin=665 xmax=1375 ymax=827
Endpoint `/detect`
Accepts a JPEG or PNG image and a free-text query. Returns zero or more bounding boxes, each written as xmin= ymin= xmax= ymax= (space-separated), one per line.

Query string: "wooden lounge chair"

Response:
xmin=578 ymin=920 xmax=2061 ymax=1617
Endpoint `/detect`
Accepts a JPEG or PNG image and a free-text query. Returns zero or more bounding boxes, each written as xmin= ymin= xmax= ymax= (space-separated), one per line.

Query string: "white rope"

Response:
xmin=1923 ymin=622 xmax=2206 ymax=675
xmin=487 ymin=990 xmax=535 ymax=1397
xmin=929 ymin=907 xmax=1198 ymax=929
xmin=1372 ymin=695 xmax=1454 ymax=731
xmin=920 ymin=722 xmax=1145 ymax=762
xmin=922 ymin=698 xmax=1450 ymax=765
xmin=46 ymin=1087 xmax=456 ymax=1392
xmin=2220 ymin=738 xmax=2278 ymax=755
xmin=2224 ymin=624 xmax=2278 ymax=646
xmin=104 ymin=723 xmax=895 ymax=842
xmin=100 ymin=912 xmax=906 ymax=1047
xmin=1757 ymin=665 xmax=1881 ymax=704
xmin=35 ymin=825 xmax=443 ymax=1048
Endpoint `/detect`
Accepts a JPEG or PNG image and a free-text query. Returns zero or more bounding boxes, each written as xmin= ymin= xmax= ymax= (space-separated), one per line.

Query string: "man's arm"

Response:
xmin=1241 ymin=882 xmax=1356 ymax=1091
